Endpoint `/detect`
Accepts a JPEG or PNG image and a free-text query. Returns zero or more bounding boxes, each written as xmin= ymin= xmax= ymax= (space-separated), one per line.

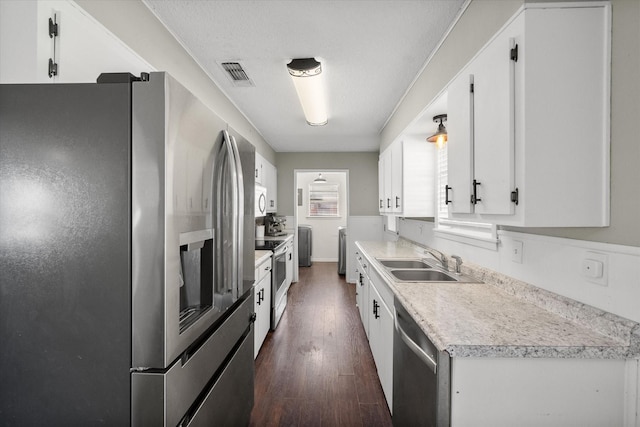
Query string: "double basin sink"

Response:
xmin=376 ymin=258 xmax=479 ymax=283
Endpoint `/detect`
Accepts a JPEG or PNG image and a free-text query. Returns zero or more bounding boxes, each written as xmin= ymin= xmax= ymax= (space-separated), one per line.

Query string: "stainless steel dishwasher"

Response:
xmin=393 ymin=298 xmax=451 ymax=426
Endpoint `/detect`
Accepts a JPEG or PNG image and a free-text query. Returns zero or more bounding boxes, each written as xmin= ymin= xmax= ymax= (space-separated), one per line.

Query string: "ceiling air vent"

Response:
xmin=220 ymin=61 xmax=254 ymax=87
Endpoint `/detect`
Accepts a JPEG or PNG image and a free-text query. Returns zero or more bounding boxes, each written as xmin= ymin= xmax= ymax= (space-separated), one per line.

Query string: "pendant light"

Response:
xmin=314 ymin=173 xmax=327 ymax=183
xmin=427 ymin=114 xmax=448 ymax=148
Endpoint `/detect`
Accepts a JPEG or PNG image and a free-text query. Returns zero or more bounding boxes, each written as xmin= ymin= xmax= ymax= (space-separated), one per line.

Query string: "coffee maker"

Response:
xmin=265 ymin=214 xmax=287 ymax=236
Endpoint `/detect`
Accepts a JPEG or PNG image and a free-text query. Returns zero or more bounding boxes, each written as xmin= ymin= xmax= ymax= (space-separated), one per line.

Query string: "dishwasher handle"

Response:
xmin=394 ymin=313 xmax=437 ymax=374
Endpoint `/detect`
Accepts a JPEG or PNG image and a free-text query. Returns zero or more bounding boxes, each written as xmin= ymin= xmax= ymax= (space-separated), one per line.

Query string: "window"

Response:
xmin=435 ymin=145 xmax=499 ymax=249
xmin=308 ymin=183 xmax=339 ymax=217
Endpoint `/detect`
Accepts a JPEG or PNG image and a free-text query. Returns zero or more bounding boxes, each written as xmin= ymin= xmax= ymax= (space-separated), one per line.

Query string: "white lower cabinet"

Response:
xmin=354 ymin=251 xmax=370 ymax=337
xmin=356 ymin=253 xmax=393 ymax=412
xmin=368 ymin=281 xmax=394 ymax=412
xmin=253 ymin=256 xmax=272 ymax=358
xmin=450 ymin=357 xmax=626 ymax=426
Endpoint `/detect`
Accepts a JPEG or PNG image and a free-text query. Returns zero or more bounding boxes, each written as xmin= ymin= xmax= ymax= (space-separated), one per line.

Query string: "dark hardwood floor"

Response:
xmin=250 ymin=262 xmax=393 ymax=427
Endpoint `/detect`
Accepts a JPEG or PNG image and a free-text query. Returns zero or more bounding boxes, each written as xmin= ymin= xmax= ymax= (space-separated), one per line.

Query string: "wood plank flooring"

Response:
xmin=250 ymin=262 xmax=393 ymax=427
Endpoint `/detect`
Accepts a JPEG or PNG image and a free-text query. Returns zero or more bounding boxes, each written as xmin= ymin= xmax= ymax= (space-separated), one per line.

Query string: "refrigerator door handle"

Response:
xmin=227 ymin=133 xmax=244 ymax=300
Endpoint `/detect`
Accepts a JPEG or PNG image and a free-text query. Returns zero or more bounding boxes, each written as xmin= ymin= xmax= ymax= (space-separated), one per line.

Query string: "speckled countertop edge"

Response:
xmin=356 ymin=239 xmax=640 ymax=359
xmin=254 ymin=250 xmax=272 ymax=266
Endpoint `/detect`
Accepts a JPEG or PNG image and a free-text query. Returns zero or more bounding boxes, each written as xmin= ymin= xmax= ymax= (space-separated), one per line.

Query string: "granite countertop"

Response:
xmin=255 ymin=250 xmax=271 ymax=266
xmin=356 ymin=240 xmax=640 ymax=359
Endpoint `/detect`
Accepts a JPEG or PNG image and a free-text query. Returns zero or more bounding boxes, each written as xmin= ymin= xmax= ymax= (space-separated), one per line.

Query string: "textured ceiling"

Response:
xmin=143 ymin=0 xmax=466 ymax=152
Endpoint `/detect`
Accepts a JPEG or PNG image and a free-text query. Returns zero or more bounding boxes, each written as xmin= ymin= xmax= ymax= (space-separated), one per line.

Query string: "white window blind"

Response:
xmin=309 ymin=183 xmax=339 ymax=217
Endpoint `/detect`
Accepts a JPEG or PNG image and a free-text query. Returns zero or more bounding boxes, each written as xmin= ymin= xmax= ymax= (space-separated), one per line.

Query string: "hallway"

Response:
xmin=249 ymin=262 xmax=393 ymax=426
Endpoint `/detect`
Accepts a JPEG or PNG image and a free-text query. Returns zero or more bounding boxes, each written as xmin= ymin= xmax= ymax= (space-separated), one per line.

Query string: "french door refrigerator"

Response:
xmin=0 ymin=72 xmax=256 ymax=425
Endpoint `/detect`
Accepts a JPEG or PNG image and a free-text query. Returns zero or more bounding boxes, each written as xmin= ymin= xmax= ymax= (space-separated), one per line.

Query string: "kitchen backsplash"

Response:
xmin=397 ymin=218 xmax=640 ymax=324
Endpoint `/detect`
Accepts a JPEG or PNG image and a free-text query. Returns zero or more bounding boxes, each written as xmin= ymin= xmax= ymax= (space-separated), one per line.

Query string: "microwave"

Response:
xmin=255 ymin=185 xmax=267 ymax=217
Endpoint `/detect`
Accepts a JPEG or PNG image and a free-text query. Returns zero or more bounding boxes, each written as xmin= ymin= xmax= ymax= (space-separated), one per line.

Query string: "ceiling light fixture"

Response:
xmin=287 ymin=58 xmax=328 ymax=126
xmin=427 ymin=114 xmax=448 ymax=148
xmin=314 ymin=173 xmax=327 ymax=183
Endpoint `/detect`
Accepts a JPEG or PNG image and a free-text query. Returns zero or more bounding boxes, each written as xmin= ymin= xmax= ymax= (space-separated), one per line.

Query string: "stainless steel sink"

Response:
xmin=378 ymin=259 xmax=436 ymax=269
xmin=390 ymin=269 xmax=458 ymax=282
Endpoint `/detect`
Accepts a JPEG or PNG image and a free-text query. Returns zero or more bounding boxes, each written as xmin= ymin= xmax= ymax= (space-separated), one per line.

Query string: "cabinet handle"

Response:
xmin=379 ymin=199 xmax=383 ymax=209
xmin=395 ymin=196 xmax=400 ymax=208
xmin=445 ymin=185 xmax=452 ymax=205
xmin=373 ymin=300 xmax=380 ymax=319
xmin=471 ymin=179 xmax=482 ymax=205
xmin=387 ymin=198 xmax=391 ymax=209
xmin=250 ymin=312 xmax=257 ymax=323
xmin=255 ymin=168 xmax=258 ymax=178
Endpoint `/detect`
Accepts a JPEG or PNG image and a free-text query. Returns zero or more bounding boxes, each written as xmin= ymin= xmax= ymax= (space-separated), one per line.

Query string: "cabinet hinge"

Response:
xmin=48 ymin=17 xmax=58 ymax=38
xmin=510 ymin=44 xmax=519 ymax=62
xmin=510 ymin=188 xmax=519 ymax=205
xmin=48 ymin=15 xmax=59 ymax=78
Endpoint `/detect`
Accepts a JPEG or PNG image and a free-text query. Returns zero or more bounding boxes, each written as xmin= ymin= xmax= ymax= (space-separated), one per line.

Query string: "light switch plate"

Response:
xmin=582 ymin=251 xmax=608 ymax=286
xmin=511 ymin=240 xmax=524 ymax=264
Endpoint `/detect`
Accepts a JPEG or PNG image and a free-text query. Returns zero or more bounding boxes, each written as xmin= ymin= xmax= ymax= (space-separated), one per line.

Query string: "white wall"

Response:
xmin=296 ymin=171 xmax=347 ymax=262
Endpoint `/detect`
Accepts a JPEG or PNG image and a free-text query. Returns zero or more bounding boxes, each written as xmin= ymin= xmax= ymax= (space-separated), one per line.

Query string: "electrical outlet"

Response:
xmin=511 ymin=240 xmax=523 ymax=264
xmin=581 ymin=251 xmax=608 ymax=286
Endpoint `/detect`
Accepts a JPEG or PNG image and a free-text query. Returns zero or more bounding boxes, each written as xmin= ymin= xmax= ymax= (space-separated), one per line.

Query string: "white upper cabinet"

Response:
xmin=447 ymin=73 xmax=474 ymax=214
xmin=255 ymin=152 xmax=277 ymax=213
xmin=254 ymin=152 xmax=265 ymax=185
xmin=470 ymin=19 xmax=516 ymax=216
xmin=378 ymin=156 xmax=385 ymax=214
xmin=263 ymin=161 xmax=277 ymax=213
xmin=0 ymin=0 xmax=151 ymax=84
xmin=446 ymin=2 xmax=610 ymax=227
xmin=390 ymin=141 xmax=403 ymax=214
xmin=379 ymin=138 xmax=436 ymax=218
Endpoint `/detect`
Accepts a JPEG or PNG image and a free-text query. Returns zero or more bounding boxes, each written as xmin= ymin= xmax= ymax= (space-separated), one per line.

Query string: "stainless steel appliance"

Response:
xmin=298 ymin=224 xmax=312 ymax=267
xmin=0 ymin=72 xmax=256 ymax=425
xmin=265 ymin=213 xmax=287 ymax=236
xmin=393 ymin=298 xmax=451 ymax=426
xmin=338 ymin=226 xmax=347 ymax=275
xmin=254 ymin=238 xmax=290 ymax=329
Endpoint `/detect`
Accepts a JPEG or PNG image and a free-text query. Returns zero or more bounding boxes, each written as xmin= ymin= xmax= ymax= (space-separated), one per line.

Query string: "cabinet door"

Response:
xmin=447 ymin=72 xmax=474 ymax=214
xmin=254 ymin=273 xmax=272 ymax=358
xmin=253 ymin=285 xmax=262 ymax=358
xmin=391 ymin=141 xmax=403 ymax=214
xmin=472 ymin=23 xmax=516 ymax=215
xmin=254 ymin=152 xmax=264 ymax=185
xmin=369 ymin=282 xmax=393 ymax=410
xmin=378 ymin=296 xmax=394 ymax=410
xmin=378 ymin=156 xmax=385 ymax=213
xmin=264 ymin=162 xmax=277 ymax=213
xmin=358 ymin=271 xmax=370 ymax=337
xmin=383 ymin=149 xmax=393 ymax=213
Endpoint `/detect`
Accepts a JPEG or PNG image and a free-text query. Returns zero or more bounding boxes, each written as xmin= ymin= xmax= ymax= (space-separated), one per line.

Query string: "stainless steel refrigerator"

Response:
xmin=0 ymin=72 xmax=256 ymax=425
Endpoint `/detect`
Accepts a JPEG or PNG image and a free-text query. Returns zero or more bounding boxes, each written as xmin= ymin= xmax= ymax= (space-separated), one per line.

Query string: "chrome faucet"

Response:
xmin=424 ymin=248 xmax=448 ymax=271
xmin=451 ymin=255 xmax=463 ymax=274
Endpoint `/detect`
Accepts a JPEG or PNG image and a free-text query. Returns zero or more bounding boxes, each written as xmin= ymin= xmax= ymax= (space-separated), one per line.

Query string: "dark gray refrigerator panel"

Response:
xmin=0 ymin=83 xmax=132 ymax=423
